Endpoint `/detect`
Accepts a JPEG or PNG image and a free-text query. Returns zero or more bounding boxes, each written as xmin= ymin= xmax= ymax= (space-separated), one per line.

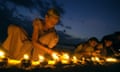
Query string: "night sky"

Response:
xmin=0 ymin=0 xmax=120 ymax=41
xmin=57 ymin=0 xmax=120 ymax=40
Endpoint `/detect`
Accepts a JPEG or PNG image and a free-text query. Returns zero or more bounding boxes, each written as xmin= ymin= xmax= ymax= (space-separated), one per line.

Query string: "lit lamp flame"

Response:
xmin=61 ymin=53 xmax=70 ymax=64
xmin=32 ymin=55 xmax=45 ymax=66
xmin=106 ymin=57 xmax=118 ymax=62
xmin=32 ymin=61 xmax=40 ymax=66
xmin=81 ymin=57 xmax=86 ymax=64
xmin=0 ymin=50 xmax=5 ymax=58
xmin=23 ymin=54 xmax=29 ymax=60
xmin=0 ymin=50 xmax=8 ymax=67
xmin=39 ymin=55 xmax=45 ymax=62
xmin=48 ymin=60 xmax=56 ymax=65
xmin=95 ymin=57 xmax=100 ymax=61
xmin=21 ymin=54 xmax=31 ymax=69
xmin=52 ymin=53 xmax=59 ymax=61
xmin=91 ymin=57 xmax=100 ymax=62
xmin=47 ymin=53 xmax=59 ymax=65
xmin=62 ymin=53 xmax=69 ymax=59
xmin=72 ymin=56 xmax=78 ymax=63
xmin=8 ymin=59 xmax=20 ymax=65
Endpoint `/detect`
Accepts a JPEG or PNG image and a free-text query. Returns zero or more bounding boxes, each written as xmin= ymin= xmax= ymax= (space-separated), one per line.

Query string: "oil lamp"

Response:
xmin=60 ymin=53 xmax=70 ymax=64
xmin=91 ymin=56 xmax=99 ymax=62
xmin=39 ymin=55 xmax=45 ymax=63
xmin=0 ymin=50 xmax=8 ymax=68
xmin=71 ymin=56 xmax=78 ymax=64
xmin=106 ymin=57 xmax=118 ymax=62
xmin=39 ymin=55 xmax=47 ymax=66
xmin=32 ymin=55 xmax=46 ymax=67
xmin=48 ymin=60 xmax=56 ymax=65
xmin=8 ymin=59 xmax=20 ymax=65
xmin=47 ymin=53 xmax=60 ymax=65
xmin=21 ymin=54 xmax=31 ymax=69
xmin=52 ymin=53 xmax=60 ymax=61
xmin=79 ymin=57 xmax=86 ymax=64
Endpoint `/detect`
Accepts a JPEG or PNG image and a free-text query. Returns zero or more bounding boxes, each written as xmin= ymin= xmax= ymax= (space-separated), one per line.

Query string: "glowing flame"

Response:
xmin=0 ymin=50 xmax=5 ymax=58
xmin=61 ymin=53 xmax=69 ymax=60
xmin=32 ymin=61 xmax=40 ymax=66
xmin=8 ymin=59 xmax=20 ymax=65
xmin=60 ymin=53 xmax=70 ymax=64
xmin=48 ymin=60 xmax=56 ymax=65
xmin=106 ymin=57 xmax=118 ymax=62
xmin=52 ymin=53 xmax=59 ymax=61
xmin=39 ymin=55 xmax=44 ymax=62
xmin=91 ymin=57 xmax=100 ymax=62
xmin=23 ymin=54 xmax=29 ymax=60
xmin=72 ymin=56 xmax=78 ymax=63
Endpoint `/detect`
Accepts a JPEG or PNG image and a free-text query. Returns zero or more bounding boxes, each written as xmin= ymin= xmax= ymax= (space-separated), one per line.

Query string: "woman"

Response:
xmin=32 ymin=8 xmax=60 ymax=60
xmin=2 ymin=8 xmax=60 ymax=60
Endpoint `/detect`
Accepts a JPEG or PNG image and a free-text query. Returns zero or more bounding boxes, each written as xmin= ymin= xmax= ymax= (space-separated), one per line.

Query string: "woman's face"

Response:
xmin=105 ymin=40 xmax=112 ymax=47
xmin=45 ymin=14 xmax=60 ymax=29
xmin=89 ymin=40 xmax=98 ymax=47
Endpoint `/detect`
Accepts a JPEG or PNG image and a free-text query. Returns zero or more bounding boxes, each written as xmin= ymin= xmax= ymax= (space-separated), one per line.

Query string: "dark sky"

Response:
xmin=56 ymin=0 xmax=120 ymax=40
xmin=0 ymin=0 xmax=120 ymax=41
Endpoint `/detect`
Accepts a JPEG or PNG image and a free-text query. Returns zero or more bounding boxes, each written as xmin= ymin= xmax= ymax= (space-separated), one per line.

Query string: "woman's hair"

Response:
xmin=88 ymin=37 xmax=99 ymax=43
xmin=101 ymin=35 xmax=113 ymax=43
xmin=46 ymin=8 xmax=60 ymax=17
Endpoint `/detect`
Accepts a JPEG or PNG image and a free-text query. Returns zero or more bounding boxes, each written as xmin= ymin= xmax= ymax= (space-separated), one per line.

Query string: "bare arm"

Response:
xmin=32 ymin=20 xmax=53 ymax=54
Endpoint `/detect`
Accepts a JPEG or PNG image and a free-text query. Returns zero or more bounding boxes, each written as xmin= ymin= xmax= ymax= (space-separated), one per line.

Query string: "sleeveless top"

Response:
xmin=33 ymin=19 xmax=59 ymax=48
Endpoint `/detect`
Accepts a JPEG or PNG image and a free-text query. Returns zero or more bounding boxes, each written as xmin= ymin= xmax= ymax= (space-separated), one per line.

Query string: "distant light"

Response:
xmin=118 ymin=49 xmax=120 ymax=51
xmin=91 ymin=57 xmax=100 ymax=62
xmin=61 ymin=53 xmax=69 ymax=60
xmin=72 ymin=56 xmax=78 ymax=63
xmin=106 ymin=57 xmax=118 ymax=62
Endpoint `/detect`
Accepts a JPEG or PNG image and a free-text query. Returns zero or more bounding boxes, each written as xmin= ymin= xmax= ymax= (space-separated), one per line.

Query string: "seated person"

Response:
xmin=75 ymin=37 xmax=98 ymax=58
xmin=96 ymin=36 xmax=116 ymax=57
